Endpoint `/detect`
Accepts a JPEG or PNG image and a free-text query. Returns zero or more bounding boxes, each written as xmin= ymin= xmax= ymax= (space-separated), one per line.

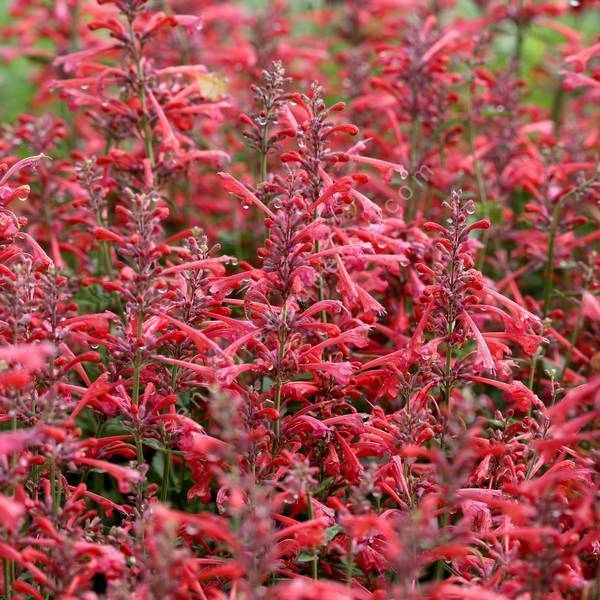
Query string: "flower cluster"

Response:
xmin=0 ymin=0 xmax=598 ymax=599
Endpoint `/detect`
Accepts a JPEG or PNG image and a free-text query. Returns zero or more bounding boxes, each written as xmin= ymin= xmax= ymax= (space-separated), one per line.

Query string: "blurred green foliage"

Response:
xmin=0 ymin=0 xmax=36 ymax=122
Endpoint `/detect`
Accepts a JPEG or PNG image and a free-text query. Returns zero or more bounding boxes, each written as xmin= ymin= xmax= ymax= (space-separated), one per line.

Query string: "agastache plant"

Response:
xmin=0 ymin=1 xmax=598 ymax=599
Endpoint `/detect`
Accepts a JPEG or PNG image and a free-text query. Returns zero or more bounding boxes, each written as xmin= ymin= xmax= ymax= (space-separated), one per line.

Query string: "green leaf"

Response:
xmin=314 ymin=476 xmax=333 ymax=495
xmin=297 ymin=552 xmax=316 ymax=562
xmin=325 ymin=524 xmax=341 ymax=542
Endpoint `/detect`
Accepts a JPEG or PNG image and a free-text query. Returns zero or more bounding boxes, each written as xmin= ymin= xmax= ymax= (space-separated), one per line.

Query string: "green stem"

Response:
xmin=346 ymin=539 xmax=354 ymax=587
xmin=434 ymin=511 xmax=450 ymax=580
xmin=128 ymin=18 xmax=155 ymax=169
xmin=542 ymin=202 xmax=561 ymax=318
xmin=559 ymin=294 xmax=586 ymax=384
xmin=69 ymin=0 xmax=80 ymax=51
xmin=407 ymin=93 xmax=420 ymax=222
xmin=466 ymin=82 xmax=490 ymax=272
xmin=513 ymin=0 xmax=526 ymax=73
xmin=529 ymin=201 xmax=560 ymax=389
xmin=132 ymin=348 xmax=143 ymax=407
xmin=444 ymin=339 xmax=454 ymax=406
xmin=132 ymin=312 xmax=144 ymax=407
xmin=83 ymin=420 xmax=106 ymax=485
xmin=160 ymin=448 xmax=171 ymax=503
xmin=10 ymin=414 xmax=17 ymax=471
xmin=91 ymin=177 xmax=124 ymax=317
xmin=550 ymin=79 xmax=565 ymax=134
xmin=274 ymin=381 xmax=283 ymax=441
xmin=96 ymin=206 xmax=114 ymax=280
xmin=170 ymin=364 xmax=180 ymax=392
xmin=134 ymin=431 xmax=144 ymax=465
xmin=527 ymin=351 xmax=539 ymax=391
xmin=131 ymin=312 xmax=145 ymax=465
xmin=313 ymin=213 xmax=328 ymax=325
xmin=3 ymin=556 xmax=12 ymax=599
xmin=50 ymin=459 xmax=61 ymax=519
xmin=260 ymin=148 xmax=268 ymax=184
xmin=525 ymin=451 xmax=537 ymax=480
xmin=443 ymin=252 xmax=456 ymax=407
xmin=306 ymin=489 xmax=319 ymax=580
xmin=99 ymin=240 xmax=114 ymax=279
xmin=274 ymin=302 xmax=288 ymax=441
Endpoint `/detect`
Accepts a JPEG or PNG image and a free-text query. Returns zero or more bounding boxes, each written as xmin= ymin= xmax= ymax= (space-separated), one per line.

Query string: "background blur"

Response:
xmin=0 ymin=0 xmax=598 ymax=123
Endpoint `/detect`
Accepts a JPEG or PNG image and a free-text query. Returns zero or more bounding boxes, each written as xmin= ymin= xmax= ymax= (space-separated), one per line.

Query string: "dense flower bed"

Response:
xmin=0 ymin=0 xmax=598 ymax=598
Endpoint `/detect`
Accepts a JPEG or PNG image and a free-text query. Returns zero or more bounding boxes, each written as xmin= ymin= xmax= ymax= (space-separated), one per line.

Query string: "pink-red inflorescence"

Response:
xmin=0 ymin=0 xmax=598 ymax=598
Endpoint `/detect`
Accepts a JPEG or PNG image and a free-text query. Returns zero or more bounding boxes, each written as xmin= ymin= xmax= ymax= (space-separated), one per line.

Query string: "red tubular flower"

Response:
xmin=217 ymin=172 xmax=276 ymax=218
xmin=468 ymin=376 xmax=543 ymax=412
xmin=75 ymin=458 xmax=143 ymax=493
